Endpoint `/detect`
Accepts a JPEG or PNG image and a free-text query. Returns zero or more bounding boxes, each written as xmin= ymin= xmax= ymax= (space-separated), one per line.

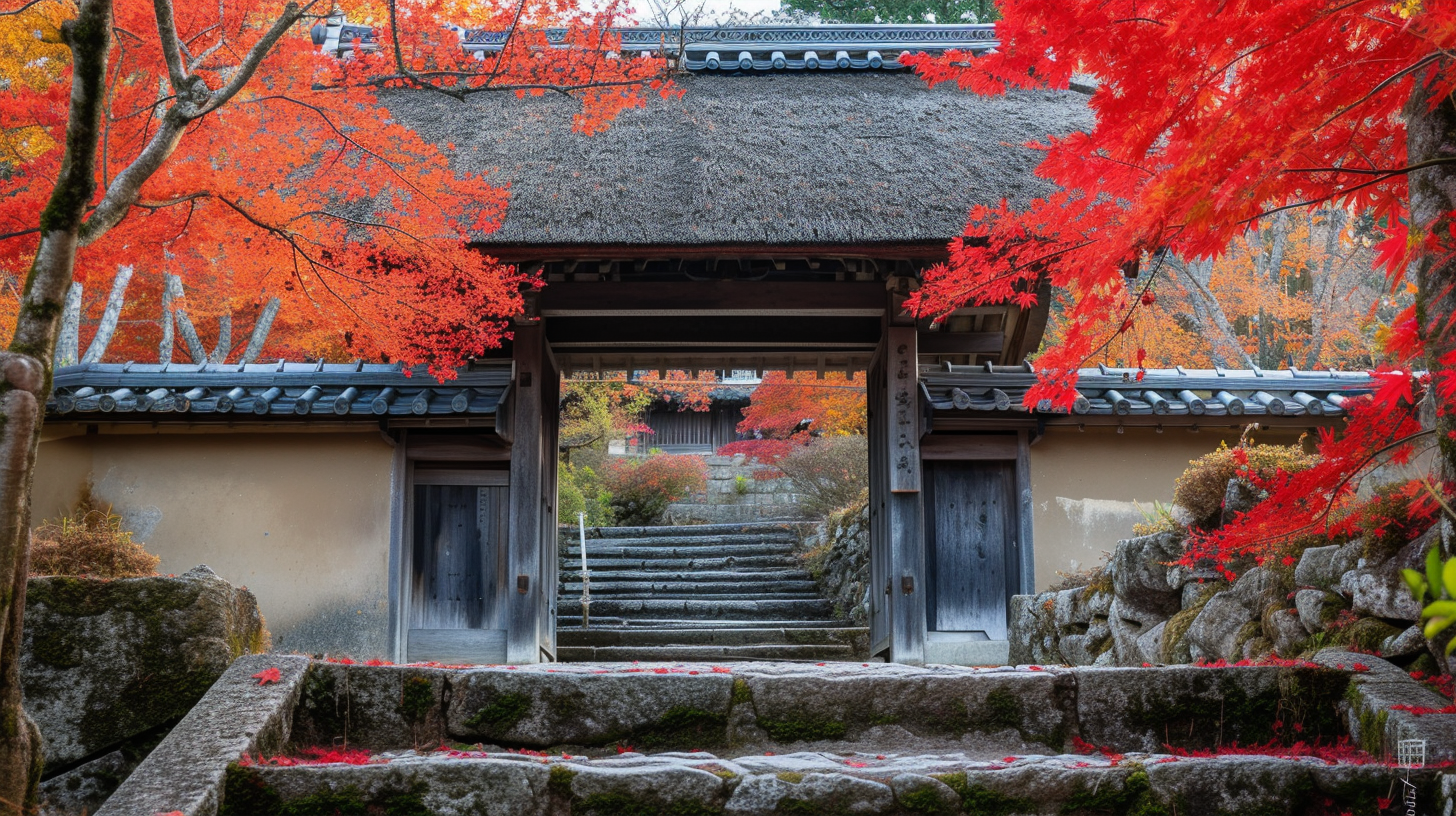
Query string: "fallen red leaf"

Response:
xmin=252 ymin=667 xmax=281 ymax=686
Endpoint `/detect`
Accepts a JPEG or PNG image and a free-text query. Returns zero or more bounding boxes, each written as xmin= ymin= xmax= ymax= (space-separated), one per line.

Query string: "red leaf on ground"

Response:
xmin=252 ymin=667 xmax=282 ymax=686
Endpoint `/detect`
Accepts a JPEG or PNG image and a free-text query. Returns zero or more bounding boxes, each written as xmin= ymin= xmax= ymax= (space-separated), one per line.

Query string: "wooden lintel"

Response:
xmin=915 ymin=331 xmax=1005 ymax=356
xmin=539 ymin=281 xmax=888 ymax=316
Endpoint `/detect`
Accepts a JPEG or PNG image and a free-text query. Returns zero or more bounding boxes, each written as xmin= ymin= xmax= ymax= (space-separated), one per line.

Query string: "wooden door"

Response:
xmin=924 ymin=460 xmax=1018 ymax=639
xmin=407 ymin=469 xmax=509 ymax=663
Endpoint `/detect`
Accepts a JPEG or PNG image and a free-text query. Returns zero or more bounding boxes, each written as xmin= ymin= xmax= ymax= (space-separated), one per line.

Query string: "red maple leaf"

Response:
xmin=252 ymin=667 xmax=282 ymax=686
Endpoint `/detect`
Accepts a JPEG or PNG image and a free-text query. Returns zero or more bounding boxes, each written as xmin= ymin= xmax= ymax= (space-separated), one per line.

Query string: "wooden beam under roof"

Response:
xmin=538 ymin=281 xmax=887 ymax=317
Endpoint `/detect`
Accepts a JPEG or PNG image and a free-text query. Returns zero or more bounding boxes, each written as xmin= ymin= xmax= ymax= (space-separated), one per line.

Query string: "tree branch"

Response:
xmin=164 ymin=274 xmax=206 ymax=362
xmin=152 ymin=0 xmax=189 ymax=94
xmin=196 ymin=1 xmax=319 ymax=117
xmin=53 ymin=283 xmax=81 ymax=369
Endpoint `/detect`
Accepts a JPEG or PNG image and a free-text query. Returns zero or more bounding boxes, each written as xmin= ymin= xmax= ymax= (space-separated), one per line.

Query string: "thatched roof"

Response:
xmin=383 ymin=73 xmax=1090 ymax=249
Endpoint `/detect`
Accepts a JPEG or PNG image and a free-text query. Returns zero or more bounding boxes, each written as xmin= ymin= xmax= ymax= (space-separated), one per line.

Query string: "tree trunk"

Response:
xmin=1171 ymin=256 xmax=1254 ymax=368
xmin=1303 ymin=209 xmax=1346 ymax=369
xmin=164 ymin=275 xmax=207 ymax=363
xmin=238 ymin=298 xmax=281 ymax=364
xmin=80 ymin=264 xmax=132 ymax=364
xmin=159 ymin=278 xmax=174 ymax=364
xmin=52 ymin=283 xmax=82 ymax=370
xmin=208 ymin=313 xmax=231 ymax=364
xmin=0 ymin=1 xmax=113 ymax=808
xmin=1406 ymin=62 xmax=1456 ymax=485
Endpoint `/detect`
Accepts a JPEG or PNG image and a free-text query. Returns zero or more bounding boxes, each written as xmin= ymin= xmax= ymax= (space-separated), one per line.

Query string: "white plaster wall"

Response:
xmin=34 ymin=427 xmax=395 ymax=657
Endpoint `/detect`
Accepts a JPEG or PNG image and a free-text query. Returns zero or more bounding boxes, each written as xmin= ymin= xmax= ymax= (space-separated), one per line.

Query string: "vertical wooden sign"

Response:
xmin=887 ymin=326 xmax=920 ymax=493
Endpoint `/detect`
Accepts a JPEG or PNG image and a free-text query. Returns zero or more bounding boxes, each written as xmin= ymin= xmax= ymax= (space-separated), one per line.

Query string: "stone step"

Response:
xmin=228 ymin=750 xmax=1443 ymax=816
xmin=556 ymin=617 xmax=851 ymax=629
xmin=558 ymin=569 xmax=815 ymax=584
xmin=557 ymin=598 xmax=834 ymax=620
xmin=556 ymin=626 xmax=867 ymax=648
xmin=560 ymin=555 xmax=802 ymax=572
xmin=562 ymin=542 xmax=798 ymax=560
xmin=564 ymin=535 xmax=800 ymax=552
xmin=559 ymin=580 xmax=822 ymax=596
xmin=556 ymin=643 xmax=860 ymax=661
xmin=578 ymin=522 xmax=806 ymax=539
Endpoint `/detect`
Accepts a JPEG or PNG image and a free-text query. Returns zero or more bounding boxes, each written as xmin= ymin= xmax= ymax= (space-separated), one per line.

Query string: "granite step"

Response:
xmin=555 ymin=626 xmax=867 ymax=648
xmin=562 ymin=540 xmax=798 ymax=558
xmin=559 ymin=555 xmax=802 ymax=571
xmin=557 ymin=598 xmax=834 ymax=620
xmin=555 ymin=617 xmax=851 ymax=629
xmin=555 ymin=643 xmax=860 ymax=661
xmin=560 ymin=580 xmax=822 ymax=596
xmin=581 ymin=522 xmax=805 ymax=539
xmin=558 ymin=569 xmax=815 ymax=583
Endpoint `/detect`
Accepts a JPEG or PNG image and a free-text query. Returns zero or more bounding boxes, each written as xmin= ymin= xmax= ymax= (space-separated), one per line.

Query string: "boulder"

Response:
xmin=39 ymin=750 xmax=134 ymax=816
xmin=1008 ymin=593 xmax=1062 ymax=665
xmin=1220 ymin=477 xmax=1263 ymax=526
xmin=1108 ymin=599 xmax=1164 ymax=665
xmin=1185 ymin=568 xmax=1283 ymax=662
xmin=1294 ymin=542 xmax=1361 ymax=593
xmin=1263 ymin=607 xmax=1308 ymax=658
xmin=1295 ymin=589 xmax=1347 ymax=635
xmin=1110 ymin=532 xmax=1184 ymax=618
xmin=1341 ymin=535 xmax=1431 ymax=622
xmin=1134 ymin=621 xmax=1167 ymax=665
xmin=22 ymin=565 xmax=269 ymax=769
xmin=1382 ymin=625 xmax=1427 ymax=660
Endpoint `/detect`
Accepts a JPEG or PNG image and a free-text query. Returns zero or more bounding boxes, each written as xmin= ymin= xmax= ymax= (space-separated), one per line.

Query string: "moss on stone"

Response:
xmin=776 ymin=772 xmax=804 ymax=784
xmin=758 ymin=716 xmax=847 ymax=743
xmin=980 ymin=688 xmax=1022 ymax=731
xmin=1160 ymin=585 xmax=1221 ymax=664
xmin=549 ymin=764 xmax=579 ymax=798
xmin=464 ymin=692 xmax=532 ymax=731
xmin=637 ymin=706 xmax=728 ymax=748
xmin=1060 ymin=766 xmax=1159 ymax=815
xmin=1340 ymin=618 xmax=1402 ymax=653
xmin=930 ymin=773 xmax=1032 ymax=815
xmin=222 ymin=765 xmax=430 ymax=816
xmin=897 ymin=786 xmax=954 ymax=814
xmin=731 ymin=678 xmax=753 ymax=706
xmin=398 ymin=676 xmax=434 ymax=724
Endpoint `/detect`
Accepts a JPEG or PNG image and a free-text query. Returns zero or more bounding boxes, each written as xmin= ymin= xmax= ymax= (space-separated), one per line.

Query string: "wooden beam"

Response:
xmin=546 ymin=315 xmax=881 ymax=347
xmin=914 ymin=331 xmax=1005 ymax=356
xmin=919 ymin=433 xmax=1018 ymax=460
xmin=875 ymin=327 xmax=926 ymax=664
xmin=539 ymin=281 xmax=888 ymax=316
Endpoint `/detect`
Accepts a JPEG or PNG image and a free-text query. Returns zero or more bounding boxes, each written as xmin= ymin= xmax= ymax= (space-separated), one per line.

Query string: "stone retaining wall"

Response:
xmin=804 ymin=501 xmax=870 ymax=624
xmin=664 ymin=454 xmax=806 ymax=524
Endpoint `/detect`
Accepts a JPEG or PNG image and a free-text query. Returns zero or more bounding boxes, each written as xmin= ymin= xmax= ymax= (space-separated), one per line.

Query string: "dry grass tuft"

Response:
xmin=30 ymin=498 xmax=160 ymax=578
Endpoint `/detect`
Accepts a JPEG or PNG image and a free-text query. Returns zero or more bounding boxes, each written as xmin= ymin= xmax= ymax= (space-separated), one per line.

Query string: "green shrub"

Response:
xmin=559 ymin=463 xmax=615 ymax=526
xmin=775 ymin=435 xmax=868 ymax=518
xmin=1173 ymin=441 xmax=1317 ymax=525
xmin=602 ymin=454 xmax=709 ymax=526
xmin=31 ymin=497 xmax=160 ymax=578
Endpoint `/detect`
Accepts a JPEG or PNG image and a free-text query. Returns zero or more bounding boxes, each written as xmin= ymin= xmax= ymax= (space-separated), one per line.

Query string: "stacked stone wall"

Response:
xmin=663 ymin=454 xmax=806 ymax=524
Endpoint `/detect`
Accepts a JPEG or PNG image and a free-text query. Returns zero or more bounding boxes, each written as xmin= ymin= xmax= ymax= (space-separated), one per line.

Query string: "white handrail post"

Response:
xmin=578 ymin=512 xmax=591 ymax=629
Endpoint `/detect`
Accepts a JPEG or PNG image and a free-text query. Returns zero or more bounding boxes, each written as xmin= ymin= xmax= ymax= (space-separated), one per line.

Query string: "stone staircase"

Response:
xmin=96 ymin=652 xmax=1456 ymax=816
xmin=556 ymin=522 xmax=868 ymax=662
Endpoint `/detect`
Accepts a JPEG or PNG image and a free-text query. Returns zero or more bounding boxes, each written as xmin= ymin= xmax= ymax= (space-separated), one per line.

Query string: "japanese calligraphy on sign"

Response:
xmin=887 ymin=327 xmax=920 ymax=493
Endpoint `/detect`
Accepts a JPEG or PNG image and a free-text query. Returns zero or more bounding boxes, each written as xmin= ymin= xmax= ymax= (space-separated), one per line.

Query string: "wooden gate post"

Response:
xmin=507 ymin=323 xmax=548 ymax=663
xmin=870 ymin=325 xmax=925 ymax=664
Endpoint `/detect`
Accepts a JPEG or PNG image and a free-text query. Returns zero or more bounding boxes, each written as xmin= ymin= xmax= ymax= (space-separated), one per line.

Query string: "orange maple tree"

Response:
xmin=903 ymin=1 xmax=1456 ymax=569
xmin=718 ymin=371 xmax=866 ymax=466
xmin=0 ymin=0 xmax=675 ymax=799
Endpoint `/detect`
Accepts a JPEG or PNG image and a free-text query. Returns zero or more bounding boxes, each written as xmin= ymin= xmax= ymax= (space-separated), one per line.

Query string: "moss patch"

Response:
xmin=758 ymin=716 xmax=847 ymax=743
xmin=636 ymin=706 xmax=728 ymax=749
xmin=1124 ymin=668 xmax=1345 ymax=750
xmin=1060 ymin=766 xmax=1164 ymax=815
xmin=930 ymin=773 xmax=1032 ymax=816
xmin=221 ymin=765 xmax=429 ymax=816
xmin=980 ymin=688 xmax=1022 ymax=731
xmin=731 ymin=678 xmax=753 ymax=706
xmin=464 ymin=692 xmax=532 ymax=731
xmin=549 ymin=765 xmax=579 ymax=798
xmin=897 ymin=786 xmax=954 ymax=814
xmin=398 ymin=676 xmax=434 ymax=724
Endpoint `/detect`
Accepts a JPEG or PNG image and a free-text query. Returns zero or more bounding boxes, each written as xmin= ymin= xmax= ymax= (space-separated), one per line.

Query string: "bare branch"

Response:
xmin=208 ymin=313 xmax=231 ymax=363
xmin=158 ymin=277 xmax=174 ymax=363
xmin=0 ymin=0 xmax=46 ymax=17
xmin=197 ymin=1 xmax=321 ymax=117
xmin=80 ymin=263 xmax=132 ymax=363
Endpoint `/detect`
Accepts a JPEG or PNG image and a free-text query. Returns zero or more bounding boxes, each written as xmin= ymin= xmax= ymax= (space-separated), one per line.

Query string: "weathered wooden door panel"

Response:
xmin=925 ymin=460 xmax=1018 ymax=639
xmin=408 ymin=479 xmax=508 ymax=663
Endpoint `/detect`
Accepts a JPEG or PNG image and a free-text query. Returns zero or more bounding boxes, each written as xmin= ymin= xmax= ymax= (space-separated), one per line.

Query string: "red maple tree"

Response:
xmin=903 ymin=2 xmax=1456 ymax=564
xmin=0 ymin=0 xmax=675 ymax=800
